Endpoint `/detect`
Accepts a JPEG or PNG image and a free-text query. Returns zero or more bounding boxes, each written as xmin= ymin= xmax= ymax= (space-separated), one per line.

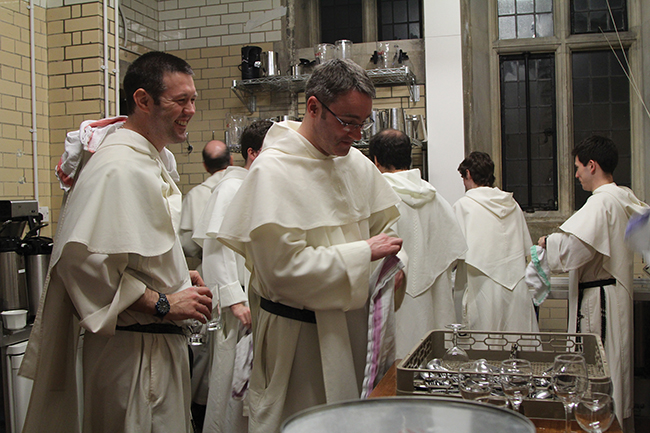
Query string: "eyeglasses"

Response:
xmin=316 ymin=97 xmax=374 ymax=132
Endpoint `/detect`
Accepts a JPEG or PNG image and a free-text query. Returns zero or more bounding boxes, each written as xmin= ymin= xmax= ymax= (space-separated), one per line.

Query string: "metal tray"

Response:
xmin=396 ymin=330 xmax=609 ymax=419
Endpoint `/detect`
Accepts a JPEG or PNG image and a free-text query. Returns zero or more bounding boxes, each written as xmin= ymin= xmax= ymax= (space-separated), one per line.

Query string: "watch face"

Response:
xmin=156 ymin=294 xmax=170 ymax=316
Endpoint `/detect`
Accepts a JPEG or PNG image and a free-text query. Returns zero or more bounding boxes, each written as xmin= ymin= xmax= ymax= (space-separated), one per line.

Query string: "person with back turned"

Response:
xmin=20 ymin=51 xmax=213 ymax=433
xmin=368 ymin=128 xmax=466 ymax=359
xmin=538 ymin=135 xmax=648 ymax=430
xmin=216 ymin=59 xmax=405 ymax=433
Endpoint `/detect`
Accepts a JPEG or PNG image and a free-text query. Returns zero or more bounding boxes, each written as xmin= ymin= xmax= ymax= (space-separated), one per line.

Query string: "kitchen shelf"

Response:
xmin=231 ymin=66 xmax=419 ymax=113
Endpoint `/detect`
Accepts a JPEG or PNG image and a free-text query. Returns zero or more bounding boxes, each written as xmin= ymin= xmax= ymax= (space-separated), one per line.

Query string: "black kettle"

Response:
xmin=240 ymin=46 xmax=262 ymax=80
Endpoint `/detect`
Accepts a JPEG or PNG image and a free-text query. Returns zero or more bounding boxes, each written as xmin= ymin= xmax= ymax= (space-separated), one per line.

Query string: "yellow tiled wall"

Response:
xmin=0 ymin=1 xmax=51 ymax=235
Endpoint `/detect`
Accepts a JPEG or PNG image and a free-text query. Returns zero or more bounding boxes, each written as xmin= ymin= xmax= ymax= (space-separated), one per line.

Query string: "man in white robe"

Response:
xmin=453 ymin=151 xmax=539 ymax=333
xmin=193 ymin=120 xmax=272 ymax=433
xmin=216 ymin=60 xmax=405 ymax=433
xmin=180 ymin=139 xmax=231 ymax=262
xmin=369 ymin=129 xmax=467 ymax=358
xmin=19 ymin=52 xmax=213 ymax=433
xmin=180 ymin=139 xmax=231 ymax=426
xmin=538 ymin=135 xmax=648 ymax=429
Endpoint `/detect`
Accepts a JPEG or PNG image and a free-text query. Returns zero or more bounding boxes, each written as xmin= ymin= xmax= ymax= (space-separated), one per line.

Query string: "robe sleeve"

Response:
xmin=247 ymin=223 xmax=372 ymax=311
xmin=546 ymin=232 xmax=597 ymax=273
xmin=202 ymin=237 xmax=247 ymax=309
xmin=55 ymin=242 xmax=147 ymax=336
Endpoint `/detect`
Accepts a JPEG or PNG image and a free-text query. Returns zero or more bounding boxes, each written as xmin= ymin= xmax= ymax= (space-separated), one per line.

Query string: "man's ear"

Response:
xmin=305 ymin=96 xmax=319 ymax=118
xmin=588 ymin=159 xmax=598 ymax=174
xmin=133 ymin=88 xmax=153 ymax=113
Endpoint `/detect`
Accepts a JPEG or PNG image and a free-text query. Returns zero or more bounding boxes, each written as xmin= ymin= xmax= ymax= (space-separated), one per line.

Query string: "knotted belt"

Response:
xmin=577 ymin=278 xmax=615 ymax=344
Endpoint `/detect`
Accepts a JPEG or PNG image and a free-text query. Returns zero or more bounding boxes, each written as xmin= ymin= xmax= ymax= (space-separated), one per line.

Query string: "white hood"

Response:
xmin=465 ymin=186 xmax=519 ymax=219
xmin=381 ymin=169 xmax=435 ymax=208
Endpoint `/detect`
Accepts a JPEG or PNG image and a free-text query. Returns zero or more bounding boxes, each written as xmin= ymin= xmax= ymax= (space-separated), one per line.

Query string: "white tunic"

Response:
xmin=20 ymin=129 xmax=193 ymax=433
xmin=193 ymin=165 xmax=250 ymax=433
xmin=382 ymin=169 xmax=467 ymax=358
xmin=453 ymin=187 xmax=538 ymax=333
xmin=216 ymin=121 xmax=401 ymax=433
xmin=546 ymin=182 xmax=648 ymax=423
xmin=180 ymin=170 xmax=227 ymax=259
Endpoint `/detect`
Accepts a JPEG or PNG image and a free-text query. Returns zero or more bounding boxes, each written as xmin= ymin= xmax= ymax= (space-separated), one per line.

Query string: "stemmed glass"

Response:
xmin=499 ymin=359 xmax=533 ymax=412
xmin=575 ymin=392 xmax=615 ymax=432
xmin=551 ymin=354 xmax=589 ymax=433
xmin=187 ymin=319 xmax=205 ymax=345
xmin=442 ymin=323 xmax=469 ymax=368
xmin=458 ymin=360 xmax=495 ymax=401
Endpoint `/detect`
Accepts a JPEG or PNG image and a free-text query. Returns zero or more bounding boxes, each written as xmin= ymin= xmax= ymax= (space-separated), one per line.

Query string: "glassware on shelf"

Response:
xmin=551 ymin=353 xmax=589 ymax=433
xmin=442 ymin=323 xmax=469 ymax=368
xmin=575 ymin=392 xmax=615 ymax=433
xmin=499 ymin=359 xmax=533 ymax=412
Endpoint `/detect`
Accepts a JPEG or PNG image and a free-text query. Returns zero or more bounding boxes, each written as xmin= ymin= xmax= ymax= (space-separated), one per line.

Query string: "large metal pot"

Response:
xmin=282 ymin=397 xmax=535 ymax=433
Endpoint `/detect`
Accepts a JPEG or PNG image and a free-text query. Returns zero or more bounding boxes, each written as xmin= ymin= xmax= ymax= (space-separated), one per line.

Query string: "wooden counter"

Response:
xmin=369 ymin=362 xmax=622 ymax=433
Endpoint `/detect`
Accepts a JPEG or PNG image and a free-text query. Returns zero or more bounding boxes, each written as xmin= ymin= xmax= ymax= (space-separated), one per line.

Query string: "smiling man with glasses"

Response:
xmin=216 ymin=59 xmax=406 ymax=433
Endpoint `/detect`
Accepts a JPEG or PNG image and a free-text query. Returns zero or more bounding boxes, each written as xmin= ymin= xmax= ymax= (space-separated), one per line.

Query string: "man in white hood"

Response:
xmin=538 ymin=136 xmax=648 ymax=429
xmin=369 ymin=129 xmax=467 ymax=358
xmin=453 ymin=151 xmax=538 ymax=333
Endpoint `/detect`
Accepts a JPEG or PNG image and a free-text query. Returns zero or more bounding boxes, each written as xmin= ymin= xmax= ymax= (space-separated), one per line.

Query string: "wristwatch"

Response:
xmin=154 ymin=293 xmax=170 ymax=318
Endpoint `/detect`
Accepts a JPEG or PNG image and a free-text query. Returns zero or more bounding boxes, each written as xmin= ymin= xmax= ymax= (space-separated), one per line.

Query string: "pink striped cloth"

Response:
xmin=361 ymin=255 xmax=404 ymax=398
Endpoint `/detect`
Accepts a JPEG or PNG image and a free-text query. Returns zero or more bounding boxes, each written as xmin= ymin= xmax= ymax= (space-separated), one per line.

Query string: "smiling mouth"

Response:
xmin=176 ymin=120 xmax=189 ymax=126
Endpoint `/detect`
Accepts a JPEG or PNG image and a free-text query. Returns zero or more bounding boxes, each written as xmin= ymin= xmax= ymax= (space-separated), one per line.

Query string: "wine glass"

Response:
xmin=551 ymin=353 xmax=589 ymax=433
xmin=499 ymin=359 xmax=533 ymax=413
xmin=575 ymin=392 xmax=615 ymax=433
xmin=442 ymin=323 xmax=469 ymax=368
xmin=187 ymin=319 xmax=205 ymax=345
xmin=458 ymin=361 xmax=494 ymax=401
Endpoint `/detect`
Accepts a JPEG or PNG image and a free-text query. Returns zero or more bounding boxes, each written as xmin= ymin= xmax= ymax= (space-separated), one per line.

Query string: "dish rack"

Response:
xmin=396 ymin=330 xmax=609 ymax=419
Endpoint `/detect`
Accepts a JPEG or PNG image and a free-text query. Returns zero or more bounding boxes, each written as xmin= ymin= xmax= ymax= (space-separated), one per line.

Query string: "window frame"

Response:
xmin=486 ymin=0 xmax=641 ymax=222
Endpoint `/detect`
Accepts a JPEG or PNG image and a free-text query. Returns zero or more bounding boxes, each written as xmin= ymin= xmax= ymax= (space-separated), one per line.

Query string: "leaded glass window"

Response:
xmin=571 ymin=0 xmax=627 ymax=34
xmin=498 ymin=0 xmax=553 ymax=40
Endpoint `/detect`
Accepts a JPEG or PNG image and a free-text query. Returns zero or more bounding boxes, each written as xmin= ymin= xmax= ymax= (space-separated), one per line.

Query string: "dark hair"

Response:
xmin=305 ymin=59 xmax=375 ymax=105
xmin=123 ymin=51 xmax=194 ymax=115
xmin=368 ymin=129 xmax=411 ymax=170
xmin=572 ymin=135 xmax=618 ymax=174
xmin=457 ymin=151 xmax=496 ymax=187
xmin=241 ymin=120 xmax=273 ymax=162
xmin=202 ymin=142 xmax=230 ymax=173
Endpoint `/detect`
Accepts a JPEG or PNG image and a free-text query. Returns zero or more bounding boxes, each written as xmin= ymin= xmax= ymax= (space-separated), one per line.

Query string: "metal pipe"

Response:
xmin=29 ymin=0 xmax=38 ymax=202
xmin=114 ymin=0 xmax=120 ymax=116
xmin=103 ymin=0 xmax=109 ymax=117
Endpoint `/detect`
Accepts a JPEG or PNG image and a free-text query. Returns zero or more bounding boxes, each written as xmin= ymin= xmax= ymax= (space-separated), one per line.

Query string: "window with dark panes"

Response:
xmin=320 ymin=0 xmax=363 ymax=43
xmin=500 ymin=53 xmax=557 ymax=211
xmin=571 ymin=0 xmax=627 ymax=34
xmin=378 ymin=0 xmax=422 ymax=40
xmin=572 ymin=49 xmax=631 ymax=209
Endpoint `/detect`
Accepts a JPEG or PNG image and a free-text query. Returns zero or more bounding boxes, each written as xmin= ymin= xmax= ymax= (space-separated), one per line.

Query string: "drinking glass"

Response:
xmin=207 ymin=297 xmax=223 ymax=331
xmin=575 ymin=392 xmax=615 ymax=433
xmin=551 ymin=354 xmax=589 ymax=433
xmin=499 ymin=359 xmax=533 ymax=412
xmin=187 ymin=319 xmax=205 ymax=346
xmin=442 ymin=323 xmax=469 ymax=368
xmin=458 ymin=361 xmax=494 ymax=401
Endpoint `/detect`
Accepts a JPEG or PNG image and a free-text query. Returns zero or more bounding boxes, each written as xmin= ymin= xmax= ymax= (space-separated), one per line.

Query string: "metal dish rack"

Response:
xmin=396 ymin=330 xmax=609 ymax=419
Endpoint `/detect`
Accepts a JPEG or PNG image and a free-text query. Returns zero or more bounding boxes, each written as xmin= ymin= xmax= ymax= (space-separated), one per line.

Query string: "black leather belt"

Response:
xmin=576 ymin=278 xmax=614 ymax=344
xmin=116 ymin=323 xmax=185 ymax=335
xmin=260 ymin=297 xmax=316 ymax=324
xmin=578 ymin=278 xmax=616 ymax=290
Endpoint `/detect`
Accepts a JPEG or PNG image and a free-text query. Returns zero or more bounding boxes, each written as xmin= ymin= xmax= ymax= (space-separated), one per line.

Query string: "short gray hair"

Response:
xmin=305 ymin=59 xmax=375 ymax=105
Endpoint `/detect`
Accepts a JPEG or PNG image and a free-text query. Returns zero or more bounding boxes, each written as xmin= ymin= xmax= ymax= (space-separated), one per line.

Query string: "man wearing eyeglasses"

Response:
xmin=216 ymin=59 xmax=405 ymax=433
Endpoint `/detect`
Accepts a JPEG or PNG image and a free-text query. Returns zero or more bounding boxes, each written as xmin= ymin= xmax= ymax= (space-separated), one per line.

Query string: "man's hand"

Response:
xmin=230 ymin=302 xmax=252 ymax=330
xmin=366 ymin=233 xmax=403 ymax=261
xmin=538 ymin=236 xmax=547 ymax=249
xmin=190 ymin=270 xmax=205 ymax=287
xmin=166 ymin=286 xmax=213 ymax=323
